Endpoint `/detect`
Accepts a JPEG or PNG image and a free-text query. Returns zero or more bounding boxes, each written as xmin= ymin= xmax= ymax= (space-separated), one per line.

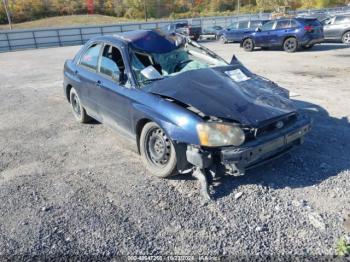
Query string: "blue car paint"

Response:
xmin=64 ymin=30 xmax=311 ymax=173
xmin=220 ymin=20 xmax=269 ymax=43
xmin=64 ymin=32 xmax=203 ymax=148
xmin=144 ymin=66 xmax=295 ymax=127
xmin=241 ymin=18 xmax=324 ymax=48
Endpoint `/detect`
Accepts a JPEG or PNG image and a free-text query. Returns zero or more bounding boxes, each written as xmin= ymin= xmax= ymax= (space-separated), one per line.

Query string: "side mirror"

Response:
xmin=141 ymin=65 xmax=162 ymax=80
xmin=256 ymin=27 xmax=262 ymax=32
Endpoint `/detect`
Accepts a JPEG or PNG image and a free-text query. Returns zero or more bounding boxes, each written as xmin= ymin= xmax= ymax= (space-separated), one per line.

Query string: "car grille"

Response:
xmin=244 ymin=113 xmax=298 ymax=141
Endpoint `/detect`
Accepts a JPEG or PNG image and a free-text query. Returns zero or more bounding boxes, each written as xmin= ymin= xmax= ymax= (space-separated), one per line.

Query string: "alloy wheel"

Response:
xmin=243 ymin=39 xmax=253 ymax=51
xmin=284 ymin=38 xmax=297 ymax=52
xmin=343 ymin=32 xmax=350 ymax=44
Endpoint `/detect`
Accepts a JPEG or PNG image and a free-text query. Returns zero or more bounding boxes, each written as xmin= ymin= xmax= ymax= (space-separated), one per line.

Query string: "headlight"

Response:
xmin=196 ymin=122 xmax=245 ymax=147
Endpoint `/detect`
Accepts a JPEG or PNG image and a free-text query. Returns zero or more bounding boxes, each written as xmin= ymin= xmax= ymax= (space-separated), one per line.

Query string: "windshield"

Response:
xmin=130 ymin=41 xmax=228 ymax=86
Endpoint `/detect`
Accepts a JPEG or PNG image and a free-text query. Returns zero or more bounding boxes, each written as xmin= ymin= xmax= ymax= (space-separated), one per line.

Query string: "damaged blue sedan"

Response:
xmin=64 ymin=30 xmax=311 ymax=199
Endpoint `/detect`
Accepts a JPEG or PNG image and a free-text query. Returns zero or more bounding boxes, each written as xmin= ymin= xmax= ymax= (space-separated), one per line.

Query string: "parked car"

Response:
xmin=201 ymin=25 xmax=223 ymax=39
xmin=161 ymin=21 xmax=202 ymax=41
xmin=321 ymin=15 xmax=350 ymax=44
xmin=220 ymin=20 xmax=269 ymax=43
xmin=241 ymin=18 xmax=324 ymax=52
xmin=63 ymin=30 xmax=311 ymax=198
xmin=216 ymin=22 xmax=238 ymax=39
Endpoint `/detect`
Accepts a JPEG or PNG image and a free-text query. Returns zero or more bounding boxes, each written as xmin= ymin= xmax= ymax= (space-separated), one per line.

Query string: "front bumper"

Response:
xmin=186 ymin=115 xmax=312 ymax=172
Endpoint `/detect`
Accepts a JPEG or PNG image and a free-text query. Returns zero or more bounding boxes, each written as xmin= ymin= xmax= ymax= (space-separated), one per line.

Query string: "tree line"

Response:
xmin=1 ymin=0 xmax=349 ymax=24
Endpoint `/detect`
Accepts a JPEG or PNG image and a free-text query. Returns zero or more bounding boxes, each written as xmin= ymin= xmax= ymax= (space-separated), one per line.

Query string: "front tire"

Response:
xmin=69 ymin=88 xmax=91 ymax=123
xmin=220 ymin=35 xmax=228 ymax=44
xmin=283 ymin=37 xmax=298 ymax=53
xmin=140 ymin=122 xmax=178 ymax=178
xmin=342 ymin=31 xmax=350 ymax=45
xmin=242 ymin=38 xmax=254 ymax=52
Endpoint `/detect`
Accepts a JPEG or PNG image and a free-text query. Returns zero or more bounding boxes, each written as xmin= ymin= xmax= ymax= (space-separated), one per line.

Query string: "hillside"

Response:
xmin=0 ymin=15 xmax=145 ymax=31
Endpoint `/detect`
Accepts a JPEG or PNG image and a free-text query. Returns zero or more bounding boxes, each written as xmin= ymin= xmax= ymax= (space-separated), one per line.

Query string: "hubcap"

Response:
xmin=244 ymin=40 xmax=252 ymax=49
xmin=285 ymin=39 xmax=296 ymax=51
xmin=71 ymin=93 xmax=81 ymax=117
xmin=146 ymin=128 xmax=171 ymax=167
xmin=344 ymin=33 xmax=350 ymax=44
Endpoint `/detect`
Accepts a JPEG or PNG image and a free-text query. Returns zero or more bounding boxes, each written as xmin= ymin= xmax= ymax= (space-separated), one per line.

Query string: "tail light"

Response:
xmin=304 ymin=25 xmax=314 ymax=32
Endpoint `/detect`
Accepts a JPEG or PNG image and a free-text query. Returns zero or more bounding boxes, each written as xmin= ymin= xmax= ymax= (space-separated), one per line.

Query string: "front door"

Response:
xmin=94 ymin=44 xmax=133 ymax=134
xmin=323 ymin=17 xmax=337 ymax=39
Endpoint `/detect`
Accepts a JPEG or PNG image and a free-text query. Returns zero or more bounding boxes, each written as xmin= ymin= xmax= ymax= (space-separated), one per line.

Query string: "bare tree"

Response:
xmin=2 ymin=0 xmax=12 ymax=29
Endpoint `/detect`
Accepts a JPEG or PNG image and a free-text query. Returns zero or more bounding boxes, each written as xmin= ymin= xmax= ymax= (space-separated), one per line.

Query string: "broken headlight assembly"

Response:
xmin=196 ymin=122 xmax=245 ymax=147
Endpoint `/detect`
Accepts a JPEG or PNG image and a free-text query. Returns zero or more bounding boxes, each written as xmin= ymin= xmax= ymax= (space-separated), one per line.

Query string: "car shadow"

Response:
xmin=300 ymin=43 xmax=350 ymax=52
xmin=173 ymin=99 xmax=350 ymax=200
xmin=252 ymin=43 xmax=350 ymax=52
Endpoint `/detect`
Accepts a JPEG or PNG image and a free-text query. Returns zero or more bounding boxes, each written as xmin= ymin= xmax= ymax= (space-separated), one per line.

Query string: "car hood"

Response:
xmin=144 ymin=65 xmax=296 ymax=127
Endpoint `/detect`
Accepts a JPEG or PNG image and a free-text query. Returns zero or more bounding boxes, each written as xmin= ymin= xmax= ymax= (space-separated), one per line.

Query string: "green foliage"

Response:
xmin=0 ymin=0 xmax=349 ymax=24
xmin=336 ymin=237 xmax=350 ymax=256
xmin=0 ymin=3 xmax=7 ymax=24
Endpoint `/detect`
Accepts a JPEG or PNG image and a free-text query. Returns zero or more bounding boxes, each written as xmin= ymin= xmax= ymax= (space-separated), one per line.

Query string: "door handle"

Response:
xmin=74 ymin=70 xmax=79 ymax=75
xmin=96 ymin=80 xmax=102 ymax=87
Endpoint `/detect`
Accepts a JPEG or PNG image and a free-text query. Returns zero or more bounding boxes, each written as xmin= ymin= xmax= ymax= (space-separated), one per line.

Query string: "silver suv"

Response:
xmin=322 ymin=15 xmax=350 ymax=44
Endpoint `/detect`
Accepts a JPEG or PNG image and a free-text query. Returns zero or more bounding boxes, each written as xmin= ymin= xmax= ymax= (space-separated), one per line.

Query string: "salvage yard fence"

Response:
xmin=0 ymin=6 xmax=349 ymax=53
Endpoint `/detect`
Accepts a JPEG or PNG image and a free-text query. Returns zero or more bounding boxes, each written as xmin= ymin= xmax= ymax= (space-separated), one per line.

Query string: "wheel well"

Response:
xmin=66 ymin=84 xmax=73 ymax=102
xmin=343 ymin=30 xmax=350 ymax=37
xmin=283 ymin=36 xmax=296 ymax=44
xmin=135 ymin=118 xmax=151 ymax=154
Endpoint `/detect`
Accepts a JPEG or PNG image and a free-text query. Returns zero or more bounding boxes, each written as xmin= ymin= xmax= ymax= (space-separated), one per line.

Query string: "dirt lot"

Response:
xmin=0 ymin=42 xmax=350 ymax=258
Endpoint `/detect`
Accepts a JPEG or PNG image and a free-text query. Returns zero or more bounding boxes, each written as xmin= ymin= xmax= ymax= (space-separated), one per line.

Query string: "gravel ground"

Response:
xmin=0 ymin=41 xmax=350 ymax=259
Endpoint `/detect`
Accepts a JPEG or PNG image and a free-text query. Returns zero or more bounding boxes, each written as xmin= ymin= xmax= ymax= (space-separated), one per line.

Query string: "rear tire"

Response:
xmin=69 ymin=88 xmax=91 ymax=123
xmin=342 ymin=31 xmax=350 ymax=45
xmin=283 ymin=37 xmax=298 ymax=53
xmin=242 ymin=38 xmax=254 ymax=52
xmin=140 ymin=122 xmax=178 ymax=178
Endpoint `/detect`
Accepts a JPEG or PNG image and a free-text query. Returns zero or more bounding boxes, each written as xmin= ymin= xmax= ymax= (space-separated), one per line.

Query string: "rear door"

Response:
xmin=254 ymin=20 xmax=276 ymax=46
xmin=235 ymin=21 xmax=250 ymax=41
xmin=273 ymin=20 xmax=294 ymax=46
xmin=76 ymin=42 xmax=103 ymax=118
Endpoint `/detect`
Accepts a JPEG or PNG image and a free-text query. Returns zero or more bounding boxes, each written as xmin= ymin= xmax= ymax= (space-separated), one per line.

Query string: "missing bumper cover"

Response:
xmin=186 ymin=146 xmax=212 ymax=169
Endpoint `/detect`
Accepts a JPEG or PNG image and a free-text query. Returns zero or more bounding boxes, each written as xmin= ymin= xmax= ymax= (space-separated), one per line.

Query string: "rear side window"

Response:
xmin=261 ymin=21 xmax=275 ymax=31
xmin=80 ymin=43 xmax=102 ymax=70
xmin=238 ymin=21 xmax=249 ymax=29
xmin=335 ymin=16 xmax=350 ymax=24
xmin=276 ymin=20 xmax=291 ymax=29
xmin=228 ymin=22 xmax=238 ymax=29
xmin=290 ymin=20 xmax=298 ymax=28
xmin=176 ymin=23 xmax=188 ymax=28
xmin=303 ymin=19 xmax=322 ymax=27
xmin=249 ymin=21 xmax=262 ymax=29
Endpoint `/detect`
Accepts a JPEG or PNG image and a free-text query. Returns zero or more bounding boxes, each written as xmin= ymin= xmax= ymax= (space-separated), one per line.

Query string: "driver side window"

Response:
xmin=99 ymin=45 xmax=126 ymax=83
xmin=261 ymin=21 xmax=275 ymax=31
